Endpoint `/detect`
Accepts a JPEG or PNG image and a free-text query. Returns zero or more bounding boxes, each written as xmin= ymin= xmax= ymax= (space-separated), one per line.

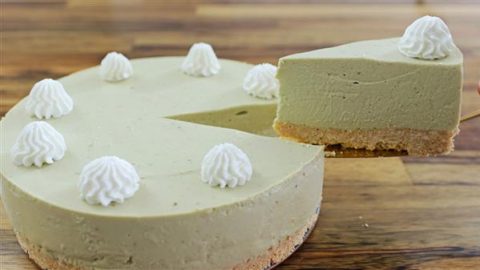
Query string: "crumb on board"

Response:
xmin=325 ymin=151 xmax=336 ymax=157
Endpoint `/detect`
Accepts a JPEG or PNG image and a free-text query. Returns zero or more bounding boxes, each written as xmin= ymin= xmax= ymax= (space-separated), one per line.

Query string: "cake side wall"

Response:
xmin=1 ymin=152 xmax=324 ymax=270
xmin=275 ymin=58 xmax=462 ymax=131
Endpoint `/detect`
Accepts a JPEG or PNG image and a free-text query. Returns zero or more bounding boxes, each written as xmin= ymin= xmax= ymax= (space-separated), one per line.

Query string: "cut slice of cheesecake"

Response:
xmin=274 ymin=38 xmax=463 ymax=156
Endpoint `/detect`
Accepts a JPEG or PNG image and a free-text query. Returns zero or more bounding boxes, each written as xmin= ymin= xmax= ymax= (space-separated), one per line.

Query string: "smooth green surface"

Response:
xmin=0 ymin=57 xmax=321 ymax=217
xmin=168 ymin=104 xmax=278 ymax=137
xmin=276 ymin=38 xmax=463 ymax=130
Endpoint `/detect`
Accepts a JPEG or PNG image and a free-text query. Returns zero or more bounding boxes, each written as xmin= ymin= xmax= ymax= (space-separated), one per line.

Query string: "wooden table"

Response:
xmin=1 ymin=1 xmax=479 ymax=269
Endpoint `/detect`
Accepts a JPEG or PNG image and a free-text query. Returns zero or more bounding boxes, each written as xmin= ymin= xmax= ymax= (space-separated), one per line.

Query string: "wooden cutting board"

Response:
xmin=1 ymin=1 xmax=479 ymax=269
xmin=2 ymin=154 xmax=480 ymax=269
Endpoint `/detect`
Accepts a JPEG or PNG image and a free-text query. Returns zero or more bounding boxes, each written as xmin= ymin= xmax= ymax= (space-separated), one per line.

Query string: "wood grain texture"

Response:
xmin=1 ymin=0 xmax=479 ymax=269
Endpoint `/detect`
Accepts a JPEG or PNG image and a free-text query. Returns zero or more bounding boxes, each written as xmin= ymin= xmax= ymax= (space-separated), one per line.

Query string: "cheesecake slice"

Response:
xmin=274 ymin=37 xmax=463 ymax=156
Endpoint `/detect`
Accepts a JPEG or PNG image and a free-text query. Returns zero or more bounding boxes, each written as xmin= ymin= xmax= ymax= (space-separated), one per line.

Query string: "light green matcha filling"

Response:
xmin=276 ymin=38 xmax=463 ymax=131
xmin=0 ymin=57 xmax=318 ymax=217
xmin=168 ymin=104 xmax=277 ymax=137
xmin=0 ymin=57 xmax=324 ymax=269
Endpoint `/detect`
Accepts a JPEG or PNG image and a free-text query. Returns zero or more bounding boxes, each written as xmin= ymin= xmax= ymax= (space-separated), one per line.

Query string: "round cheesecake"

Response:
xmin=0 ymin=57 xmax=324 ymax=269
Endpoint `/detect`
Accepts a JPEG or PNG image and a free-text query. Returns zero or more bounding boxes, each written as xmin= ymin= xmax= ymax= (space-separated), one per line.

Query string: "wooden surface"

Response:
xmin=1 ymin=1 xmax=479 ymax=269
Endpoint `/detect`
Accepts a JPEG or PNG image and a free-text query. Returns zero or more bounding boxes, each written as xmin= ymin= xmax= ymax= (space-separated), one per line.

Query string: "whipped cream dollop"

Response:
xmin=11 ymin=121 xmax=66 ymax=167
xmin=79 ymin=156 xmax=140 ymax=206
xmin=100 ymin=52 xmax=133 ymax=82
xmin=243 ymin=63 xmax=279 ymax=99
xmin=201 ymin=143 xmax=253 ymax=188
xmin=398 ymin=15 xmax=455 ymax=60
xmin=25 ymin=78 xmax=74 ymax=119
xmin=181 ymin=42 xmax=221 ymax=77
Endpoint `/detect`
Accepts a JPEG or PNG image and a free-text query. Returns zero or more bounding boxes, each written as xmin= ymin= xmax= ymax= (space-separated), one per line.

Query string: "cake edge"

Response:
xmin=15 ymin=212 xmax=319 ymax=270
xmin=274 ymin=120 xmax=459 ymax=157
xmin=233 ymin=212 xmax=318 ymax=270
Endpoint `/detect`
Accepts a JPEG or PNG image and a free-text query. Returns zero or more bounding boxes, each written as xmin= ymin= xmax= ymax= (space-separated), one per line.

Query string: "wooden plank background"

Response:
xmin=1 ymin=0 xmax=479 ymax=269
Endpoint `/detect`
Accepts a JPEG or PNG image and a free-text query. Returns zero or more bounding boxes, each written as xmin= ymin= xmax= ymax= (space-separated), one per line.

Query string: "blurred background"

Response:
xmin=1 ymin=1 xmax=480 ymax=269
xmin=1 ymin=0 xmax=479 ymax=146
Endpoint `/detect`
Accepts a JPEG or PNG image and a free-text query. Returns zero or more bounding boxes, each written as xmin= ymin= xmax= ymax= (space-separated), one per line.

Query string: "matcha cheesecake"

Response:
xmin=0 ymin=49 xmax=324 ymax=269
xmin=274 ymin=16 xmax=463 ymax=156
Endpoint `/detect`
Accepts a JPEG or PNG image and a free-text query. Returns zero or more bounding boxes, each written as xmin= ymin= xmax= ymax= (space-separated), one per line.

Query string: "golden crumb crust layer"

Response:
xmin=274 ymin=121 xmax=459 ymax=156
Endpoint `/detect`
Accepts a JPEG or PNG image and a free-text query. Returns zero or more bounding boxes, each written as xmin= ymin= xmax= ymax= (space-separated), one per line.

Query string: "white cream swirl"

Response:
xmin=181 ymin=43 xmax=221 ymax=77
xmin=398 ymin=15 xmax=455 ymax=60
xmin=79 ymin=156 xmax=140 ymax=206
xmin=11 ymin=121 xmax=66 ymax=167
xmin=25 ymin=78 xmax=73 ymax=119
xmin=243 ymin=63 xmax=279 ymax=99
xmin=100 ymin=52 xmax=133 ymax=82
xmin=201 ymin=143 xmax=253 ymax=188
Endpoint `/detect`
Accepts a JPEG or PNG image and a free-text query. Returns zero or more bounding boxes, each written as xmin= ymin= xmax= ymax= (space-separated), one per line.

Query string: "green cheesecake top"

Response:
xmin=0 ymin=57 xmax=321 ymax=217
xmin=283 ymin=38 xmax=463 ymax=66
